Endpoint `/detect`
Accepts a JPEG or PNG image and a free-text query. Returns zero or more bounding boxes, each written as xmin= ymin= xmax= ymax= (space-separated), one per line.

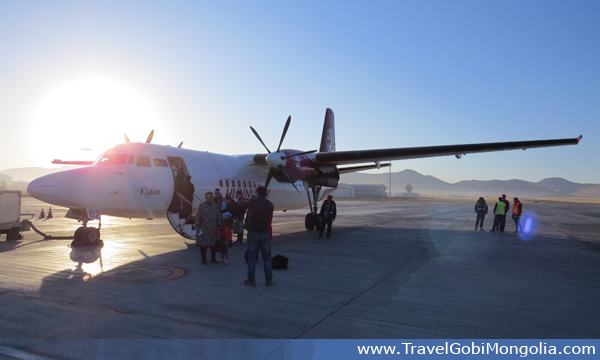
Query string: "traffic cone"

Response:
xmin=47 ymin=207 xmax=53 ymax=219
xmin=39 ymin=208 xmax=45 ymax=219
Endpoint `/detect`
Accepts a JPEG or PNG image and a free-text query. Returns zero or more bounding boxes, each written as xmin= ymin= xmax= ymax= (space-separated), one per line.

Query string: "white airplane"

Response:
xmin=27 ymin=108 xmax=582 ymax=245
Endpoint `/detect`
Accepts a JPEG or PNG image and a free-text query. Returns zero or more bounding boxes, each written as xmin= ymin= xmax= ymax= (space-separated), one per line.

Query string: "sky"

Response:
xmin=0 ymin=0 xmax=598 ymax=184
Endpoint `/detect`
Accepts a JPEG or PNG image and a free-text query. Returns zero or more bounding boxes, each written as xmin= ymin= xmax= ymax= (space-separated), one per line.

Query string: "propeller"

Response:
xmin=250 ymin=116 xmax=300 ymax=190
xmin=146 ymin=130 xmax=154 ymax=143
xmin=123 ymin=130 xmax=154 ymax=144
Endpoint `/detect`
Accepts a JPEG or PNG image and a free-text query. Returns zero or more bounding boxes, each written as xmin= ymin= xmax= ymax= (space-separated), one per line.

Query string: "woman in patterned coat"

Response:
xmin=195 ymin=191 xmax=223 ymax=264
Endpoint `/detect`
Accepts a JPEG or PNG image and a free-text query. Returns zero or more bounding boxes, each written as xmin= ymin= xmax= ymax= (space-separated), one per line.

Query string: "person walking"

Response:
xmin=512 ymin=197 xmax=523 ymax=233
xmin=237 ymin=186 xmax=274 ymax=286
xmin=474 ymin=197 xmax=488 ymax=231
xmin=195 ymin=191 xmax=223 ymax=264
xmin=490 ymin=197 xmax=507 ymax=233
xmin=318 ymin=195 xmax=337 ymax=239
xmin=500 ymin=194 xmax=510 ymax=233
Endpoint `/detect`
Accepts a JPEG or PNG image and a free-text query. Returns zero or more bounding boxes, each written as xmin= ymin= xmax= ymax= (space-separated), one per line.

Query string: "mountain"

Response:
xmin=0 ymin=166 xmax=80 ymax=182
xmin=340 ymin=170 xmax=600 ymax=198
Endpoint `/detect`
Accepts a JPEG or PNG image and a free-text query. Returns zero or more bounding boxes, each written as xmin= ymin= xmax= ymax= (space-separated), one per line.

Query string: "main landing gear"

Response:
xmin=304 ymin=182 xmax=322 ymax=231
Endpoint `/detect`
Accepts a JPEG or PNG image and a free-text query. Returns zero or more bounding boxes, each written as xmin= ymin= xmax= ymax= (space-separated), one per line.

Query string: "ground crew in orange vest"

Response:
xmin=490 ymin=197 xmax=506 ymax=233
xmin=512 ymin=197 xmax=523 ymax=233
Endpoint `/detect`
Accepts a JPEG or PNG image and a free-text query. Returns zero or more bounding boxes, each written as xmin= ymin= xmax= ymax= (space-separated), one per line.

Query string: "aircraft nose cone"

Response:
xmin=27 ymin=174 xmax=58 ymax=201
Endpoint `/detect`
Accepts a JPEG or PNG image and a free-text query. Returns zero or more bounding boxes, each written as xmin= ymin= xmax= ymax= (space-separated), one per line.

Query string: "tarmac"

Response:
xmin=1 ymin=197 xmax=600 ymax=358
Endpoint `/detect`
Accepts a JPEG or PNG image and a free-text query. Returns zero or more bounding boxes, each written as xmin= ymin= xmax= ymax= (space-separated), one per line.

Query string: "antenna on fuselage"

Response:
xmin=124 ymin=134 xmax=131 ymax=143
xmin=178 ymin=142 xmax=183 ymax=148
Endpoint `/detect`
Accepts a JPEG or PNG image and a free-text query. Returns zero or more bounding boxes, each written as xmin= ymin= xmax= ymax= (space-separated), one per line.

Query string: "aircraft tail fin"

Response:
xmin=319 ymin=108 xmax=336 ymax=153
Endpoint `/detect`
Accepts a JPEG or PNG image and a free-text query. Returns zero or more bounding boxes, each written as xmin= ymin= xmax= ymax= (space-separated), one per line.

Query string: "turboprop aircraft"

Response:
xmin=27 ymin=108 xmax=582 ymax=245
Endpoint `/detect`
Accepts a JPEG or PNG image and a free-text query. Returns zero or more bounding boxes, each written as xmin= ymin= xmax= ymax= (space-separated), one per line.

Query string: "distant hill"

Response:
xmin=340 ymin=169 xmax=600 ymax=198
xmin=0 ymin=166 xmax=80 ymax=182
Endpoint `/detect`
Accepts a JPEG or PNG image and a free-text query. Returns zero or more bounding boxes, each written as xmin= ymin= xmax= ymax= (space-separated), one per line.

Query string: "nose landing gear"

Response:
xmin=67 ymin=209 xmax=103 ymax=247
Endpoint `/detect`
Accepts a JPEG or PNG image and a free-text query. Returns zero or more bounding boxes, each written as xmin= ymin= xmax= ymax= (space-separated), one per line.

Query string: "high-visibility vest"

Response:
xmin=512 ymin=202 xmax=521 ymax=216
xmin=495 ymin=201 xmax=506 ymax=215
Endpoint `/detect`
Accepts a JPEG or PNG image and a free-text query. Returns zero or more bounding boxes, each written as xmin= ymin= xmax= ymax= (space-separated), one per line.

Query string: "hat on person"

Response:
xmin=215 ymin=188 xmax=220 ymax=192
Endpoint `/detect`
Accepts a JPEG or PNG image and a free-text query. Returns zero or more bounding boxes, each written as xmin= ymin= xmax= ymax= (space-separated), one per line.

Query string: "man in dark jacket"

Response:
xmin=319 ymin=195 xmax=337 ymax=239
xmin=474 ymin=197 xmax=488 ymax=231
xmin=233 ymin=190 xmax=245 ymax=244
xmin=237 ymin=186 xmax=274 ymax=286
xmin=180 ymin=175 xmax=195 ymax=220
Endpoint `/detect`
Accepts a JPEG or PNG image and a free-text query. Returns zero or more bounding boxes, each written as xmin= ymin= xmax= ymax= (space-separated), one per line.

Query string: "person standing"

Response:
xmin=500 ymin=194 xmax=510 ymax=233
xmin=180 ymin=175 xmax=195 ymax=220
xmin=512 ymin=197 xmax=523 ymax=233
xmin=318 ymin=195 xmax=337 ymax=239
xmin=195 ymin=191 xmax=223 ymax=264
xmin=233 ymin=190 xmax=246 ymax=244
xmin=474 ymin=197 xmax=488 ymax=231
xmin=490 ymin=197 xmax=507 ymax=233
xmin=237 ymin=186 xmax=274 ymax=286
xmin=214 ymin=188 xmax=224 ymax=212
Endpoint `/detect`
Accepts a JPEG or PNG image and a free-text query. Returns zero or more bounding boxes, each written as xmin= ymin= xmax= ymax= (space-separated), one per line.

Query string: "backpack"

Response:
xmin=271 ymin=254 xmax=289 ymax=270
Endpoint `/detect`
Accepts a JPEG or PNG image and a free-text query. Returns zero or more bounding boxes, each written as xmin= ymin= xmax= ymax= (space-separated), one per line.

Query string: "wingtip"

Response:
xmin=578 ymin=135 xmax=583 ymax=142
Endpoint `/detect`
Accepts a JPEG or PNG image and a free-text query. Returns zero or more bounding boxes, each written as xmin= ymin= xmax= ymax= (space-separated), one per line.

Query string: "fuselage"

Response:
xmin=27 ymin=143 xmax=308 ymax=219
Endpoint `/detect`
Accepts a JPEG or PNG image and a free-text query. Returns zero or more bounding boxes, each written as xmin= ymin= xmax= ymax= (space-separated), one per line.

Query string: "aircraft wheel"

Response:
xmin=74 ymin=226 xmax=85 ymax=241
xmin=82 ymin=227 xmax=101 ymax=244
xmin=305 ymin=213 xmax=315 ymax=231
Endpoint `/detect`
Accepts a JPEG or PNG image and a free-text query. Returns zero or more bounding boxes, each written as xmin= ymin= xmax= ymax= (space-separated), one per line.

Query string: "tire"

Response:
xmin=74 ymin=226 xmax=85 ymax=241
xmin=305 ymin=213 xmax=315 ymax=230
xmin=6 ymin=227 xmax=21 ymax=241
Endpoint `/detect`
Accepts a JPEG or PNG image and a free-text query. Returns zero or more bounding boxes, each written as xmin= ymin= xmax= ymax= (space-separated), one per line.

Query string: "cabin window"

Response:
xmin=98 ymin=154 xmax=127 ymax=165
xmin=237 ymin=180 xmax=241 ymax=188
xmin=219 ymin=179 xmax=223 ymax=187
xmin=226 ymin=180 xmax=229 ymax=187
xmin=253 ymin=181 xmax=257 ymax=188
xmin=137 ymin=156 xmax=151 ymax=167
xmin=128 ymin=154 xmax=135 ymax=164
xmin=243 ymin=181 xmax=247 ymax=188
xmin=153 ymin=158 xmax=169 ymax=167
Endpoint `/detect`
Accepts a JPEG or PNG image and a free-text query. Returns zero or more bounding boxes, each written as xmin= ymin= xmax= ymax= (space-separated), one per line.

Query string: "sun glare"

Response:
xmin=31 ymin=76 xmax=160 ymax=165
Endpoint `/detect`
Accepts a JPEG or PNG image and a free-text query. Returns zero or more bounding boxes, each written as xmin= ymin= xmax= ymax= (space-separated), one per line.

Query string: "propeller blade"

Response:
xmin=281 ymin=149 xmax=318 ymax=159
xmin=276 ymin=116 xmax=291 ymax=153
xmin=250 ymin=126 xmax=271 ymax=154
xmin=278 ymin=165 xmax=300 ymax=193
xmin=265 ymin=168 xmax=274 ymax=188
xmin=124 ymin=134 xmax=130 ymax=143
xmin=146 ymin=130 xmax=154 ymax=143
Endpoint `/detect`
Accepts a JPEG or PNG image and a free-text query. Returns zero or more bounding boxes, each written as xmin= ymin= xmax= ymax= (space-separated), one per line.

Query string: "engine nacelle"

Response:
xmin=313 ymin=166 xmax=339 ymax=187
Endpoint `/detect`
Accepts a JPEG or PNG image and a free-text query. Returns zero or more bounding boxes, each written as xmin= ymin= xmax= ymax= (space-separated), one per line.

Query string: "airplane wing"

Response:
xmin=52 ymin=159 xmax=94 ymax=165
xmin=309 ymin=136 xmax=582 ymax=166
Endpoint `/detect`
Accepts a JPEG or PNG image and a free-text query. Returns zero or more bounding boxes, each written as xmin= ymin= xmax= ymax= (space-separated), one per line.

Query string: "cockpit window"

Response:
xmin=98 ymin=154 xmax=127 ymax=165
xmin=128 ymin=154 xmax=135 ymax=165
xmin=137 ymin=156 xmax=151 ymax=167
